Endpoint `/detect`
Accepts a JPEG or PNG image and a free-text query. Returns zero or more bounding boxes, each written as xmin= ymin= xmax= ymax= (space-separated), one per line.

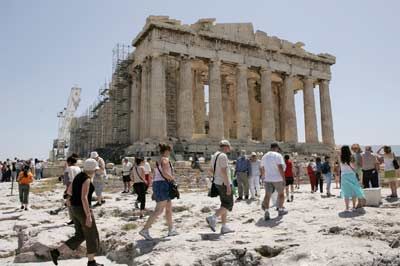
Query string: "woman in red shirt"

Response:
xmin=284 ymin=155 xmax=294 ymax=202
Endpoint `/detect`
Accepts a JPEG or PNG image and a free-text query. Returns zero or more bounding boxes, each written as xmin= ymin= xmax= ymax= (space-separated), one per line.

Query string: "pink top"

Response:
xmin=153 ymin=158 xmax=173 ymax=182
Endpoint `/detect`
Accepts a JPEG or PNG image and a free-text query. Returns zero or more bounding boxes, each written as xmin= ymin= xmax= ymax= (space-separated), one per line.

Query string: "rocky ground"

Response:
xmin=1 ymin=176 xmax=400 ymax=266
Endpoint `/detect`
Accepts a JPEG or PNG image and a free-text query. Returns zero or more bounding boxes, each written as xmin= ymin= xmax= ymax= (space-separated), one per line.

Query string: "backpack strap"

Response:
xmin=156 ymin=160 xmax=173 ymax=183
xmin=135 ymin=166 xmax=147 ymax=184
xmin=212 ymin=153 xmax=222 ymax=184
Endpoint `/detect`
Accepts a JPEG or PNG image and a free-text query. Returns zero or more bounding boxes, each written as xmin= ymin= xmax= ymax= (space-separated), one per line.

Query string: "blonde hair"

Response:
xmin=351 ymin=144 xmax=362 ymax=153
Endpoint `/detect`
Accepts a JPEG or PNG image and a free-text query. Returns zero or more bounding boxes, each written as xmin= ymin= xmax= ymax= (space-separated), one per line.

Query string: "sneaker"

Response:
xmin=221 ymin=225 xmax=235 ymax=235
xmin=121 ymin=191 xmax=127 ymax=194
xmin=50 ymin=249 xmax=60 ymax=265
xmin=67 ymin=220 xmax=74 ymax=225
xmin=87 ymin=260 xmax=104 ymax=266
xmin=101 ymin=200 xmax=106 ymax=204
xmin=139 ymin=229 xmax=153 ymax=241
xmin=244 ymin=196 xmax=249 ymax=200
xmin=168 ymin=228 xmax=179 ymax=237
xmin=20 ymin=205 xmax=24 ymax=210
xmin=206 ymin=216 xmax=217 ymax=232
xmin=278 ymin=208 xmax=288 ymax=216
xmin=286 ymin=199 xmax=290 ymax=203
xmin=236 ymin=197 xmax=243 ymax=202
xmin=24 ymin=207 xmax=28 ymax=211
xmin=264 ymin=210 xmax=270 ymax=221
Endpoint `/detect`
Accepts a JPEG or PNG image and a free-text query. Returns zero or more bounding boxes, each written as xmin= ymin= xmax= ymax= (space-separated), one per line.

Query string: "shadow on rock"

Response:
xmin=200 ymin=233 xmax=221 ymax=241
xmin=338 ymin=209 xmax=366 ymax=218
xmin=255 ymin=216 xmax=283 ymax=228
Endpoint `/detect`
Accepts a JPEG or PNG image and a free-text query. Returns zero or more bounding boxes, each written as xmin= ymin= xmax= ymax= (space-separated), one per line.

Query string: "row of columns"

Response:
xmin=131 ymin=55 xmax=335 ymax=146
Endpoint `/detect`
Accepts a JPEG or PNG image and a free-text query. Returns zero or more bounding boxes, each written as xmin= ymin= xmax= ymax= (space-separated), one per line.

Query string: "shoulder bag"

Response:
xmin=208 ymin=153 xmax=222 ymax=198
xmin=156 ymin=161 xmax=180 ymax=200
xmin=134 ymin=166 xmax=149 ymax=190
xmin=393 ymin=153 xmax=399 ymax=170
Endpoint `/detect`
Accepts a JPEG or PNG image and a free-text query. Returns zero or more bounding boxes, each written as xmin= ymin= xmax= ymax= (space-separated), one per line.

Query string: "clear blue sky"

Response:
xmin=1 ymin=0 xmax=399 ymax=160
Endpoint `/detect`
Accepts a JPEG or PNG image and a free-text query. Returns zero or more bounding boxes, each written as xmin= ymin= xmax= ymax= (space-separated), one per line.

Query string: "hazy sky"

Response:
xmin=1 ymin=0 xmax=399 ymax=159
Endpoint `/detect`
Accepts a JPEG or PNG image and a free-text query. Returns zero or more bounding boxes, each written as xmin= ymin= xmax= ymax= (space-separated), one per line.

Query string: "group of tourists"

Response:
xmin=0 ymin=158 xmax=44 ymax=182
xmin=4 ymin=141 xmax=395 ymax=266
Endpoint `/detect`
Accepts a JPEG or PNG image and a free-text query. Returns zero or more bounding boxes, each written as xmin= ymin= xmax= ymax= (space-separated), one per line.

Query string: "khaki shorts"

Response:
xmin=264 ymin=181 xmax=285 ymax=194
xmin=216 ymin=184 xmax=234 ymax=211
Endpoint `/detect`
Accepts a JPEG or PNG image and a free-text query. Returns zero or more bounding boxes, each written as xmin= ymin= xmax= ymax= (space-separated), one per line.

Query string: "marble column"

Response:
xmin=139 ymin=63 xmax=148 ymax=140
xmin=319 ymin=80 xmax=335 ymax=145
xmin=236 ymin=64 xmax=251 ymax=140
xmin=130 ymin=68 xmax=140 ymax=143
xmin=208 ymin=60 xmax=224 ymax=139
xmin=193 ymin=70 xmax=206 ymax=134
xmin=283 ymin=75 xmax=298 ymax=142
xmin=303 ymin=77 xmax=319 ymax=143
xmin=177 ymin=57 xmax=194 ymax=139
xmin=260 ymin=67 xmax=276 ymax=142
xmin=149 ymin=55 xmax=167 ymax=139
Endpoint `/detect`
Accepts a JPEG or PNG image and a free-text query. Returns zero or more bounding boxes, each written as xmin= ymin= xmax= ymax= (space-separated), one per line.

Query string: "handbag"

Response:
xmin=208 ymin=153 xmax=222 ymax=198
xmin=393 ymin=153 xmax=399 ymax=170
xmin=156 ymin=161 xmax=180 ymax=200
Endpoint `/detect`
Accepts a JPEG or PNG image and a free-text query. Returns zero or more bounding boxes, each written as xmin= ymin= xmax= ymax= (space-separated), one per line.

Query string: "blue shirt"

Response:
xmin=236 ymin=157 xmax=250 ymax=174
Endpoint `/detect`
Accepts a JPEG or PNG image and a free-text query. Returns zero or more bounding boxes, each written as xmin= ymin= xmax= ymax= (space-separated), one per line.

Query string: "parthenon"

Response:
xmin=69 ymin=16 xmax=336 ymax=159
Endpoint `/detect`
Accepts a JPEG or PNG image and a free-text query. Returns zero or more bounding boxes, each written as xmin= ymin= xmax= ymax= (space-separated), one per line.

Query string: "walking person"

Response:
xmin=139 ymin=144 xmax=179 ymax=240
xmin=17 ymin=165 xmax=34 ymax=210
xmin=249 ymin=152 xmax=261 ymax=199
xmin=294 ymin=160 xmax=301 ymax=189
xmin=35 ymin=159 xmax=42 ymax=180
xmin=315 ymin=157 xmax=324 ymax=193
xmin=206 ymin=140 xmax=235 ymax=234
xmin=377 ymin=146 xmax=398 ymax=198
xmin=11 ymin=161 xmax=17 ymax=183
xmin=340 ymin=146 xmax=366 ymax=212
xmin=235 ymin=150 xmax=250 ymax=201
xmin=261 ymin=143 xmax=288 ymax=221
xmin=50 ymin=159 xmax=102 ymax=266
xmin=361 ymin=146 xmax=380 ymax=188
xmin=321 ymin=156 xmax=333 ymax=197
xmin=121 ymin=158 xmax=133 ymax=193
xmin=90 ymin=152 xmax=106 ymax=207
xmin=284 ymin=155 xmax=294 ymax=202
xmin=333 ymin=161 xmax=341 ymax=189
xmin=132 ymin=157 xmax=148 ymax=218
xmin=65 ymin=156 xmax=82 ymax=225
xmin=307 ymin=159 xmax=317 ymax=192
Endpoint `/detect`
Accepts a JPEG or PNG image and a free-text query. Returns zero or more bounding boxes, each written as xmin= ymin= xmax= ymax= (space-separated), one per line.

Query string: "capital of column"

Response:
xmin=260 ymin=66 xmax=272 ymax=74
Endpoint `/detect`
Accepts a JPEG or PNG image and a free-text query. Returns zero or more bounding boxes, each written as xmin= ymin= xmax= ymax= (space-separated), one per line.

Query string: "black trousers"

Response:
xmin=362 ymin=169 xmax=379 ymax=188
xmin=133 ymin=182 xmax=147 ymax=210
xmin=316 ymin=172 xmax=324 ymax=193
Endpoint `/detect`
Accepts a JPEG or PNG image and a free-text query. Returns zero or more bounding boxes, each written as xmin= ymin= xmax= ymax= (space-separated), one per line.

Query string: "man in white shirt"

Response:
xmin=91 ymin=151 xmax=106 ymax=207
xmin=206 ymin=140 xmax=234 ymax=235
xmin=260 ymin=142 xmax=287 ymax=220
xmin=122 ymin=158 xmax=133 ymax=193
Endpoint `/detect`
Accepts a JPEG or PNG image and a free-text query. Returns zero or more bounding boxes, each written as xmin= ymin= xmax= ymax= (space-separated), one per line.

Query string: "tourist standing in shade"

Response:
xmin=139 ymin=144 xmax=179 ymax=240
xmin=377 ymin=146 xmax=398 ymax=198
xmin=17 ymin=165 xmax=34 ymax=210
xmin=121 ymin=158 xmax=133 ymax=193
xmin=235 ymin=150 xmax=250 ymax=201
xmin=351 ymin=144 xmax=363 ymax=183
xmin=307 ymin=159 xmax=317 ymax=192
xmin=361 ymin=146 xmax=379 ymax=188
xmin=315 ymin=157 xmax=324 ymax=193
xmin=91 ymin=152 xmax=106 ymax=207
xmin=340 ymin=145 xmax=366 ymax=211
xmin=206 ymin=140 xmax=235 ymax=234
xmin=249 ymin=152 xmax=261 ymax=199
xmin=321 ymin=156 xmax=333 ymax=197
xmin=50 ymin=159 xmax=102 ymax=266
xmin=284 ymin=155 xmax=294 ymax=202
xmin=261 ymin=143 xmax=288 ymax=220
xmin=144 ymin=158 xmax=153 ymax=187
xmin=132 ymin=157 xmax=148 ymax=218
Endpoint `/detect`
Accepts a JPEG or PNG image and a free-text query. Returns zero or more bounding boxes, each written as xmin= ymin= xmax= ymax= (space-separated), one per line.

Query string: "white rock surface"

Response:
xmin=0 ymin=178 xmax=400 ymax=266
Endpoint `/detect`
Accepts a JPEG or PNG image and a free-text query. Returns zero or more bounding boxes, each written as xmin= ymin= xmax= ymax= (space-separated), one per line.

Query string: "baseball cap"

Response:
xmin=90 ymin=151 xmax=99 ymax=159
xmin=219 ymin=139 xmax=231 ymax=147
xmin=83 ymin=159 xmax=100 ymax=171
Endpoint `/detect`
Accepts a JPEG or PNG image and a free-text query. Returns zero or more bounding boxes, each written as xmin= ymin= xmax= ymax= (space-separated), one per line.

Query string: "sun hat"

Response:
xmin=90 ymin=151 xmax=99 ymax=159
xmin=219 ymin=139 xmax=231 ymax=147
xmin=83 ymin=158 xmax=100 ymax=171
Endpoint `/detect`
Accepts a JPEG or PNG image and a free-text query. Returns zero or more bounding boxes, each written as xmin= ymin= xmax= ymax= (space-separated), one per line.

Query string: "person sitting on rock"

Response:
xmin=206 ymin=140 xmax=235 ymax=235
xmin=50 ymin=159 xmax=103 ymax=266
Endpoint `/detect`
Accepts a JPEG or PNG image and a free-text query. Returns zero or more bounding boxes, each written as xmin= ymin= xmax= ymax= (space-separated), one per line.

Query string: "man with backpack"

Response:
xmin=206 ymin=140 xmax=235 ymax=235
xmin=321 ymin=156 xmax=333 ymax=197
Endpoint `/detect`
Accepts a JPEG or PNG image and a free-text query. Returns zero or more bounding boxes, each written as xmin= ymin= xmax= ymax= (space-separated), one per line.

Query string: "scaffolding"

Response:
xmin=112 ymin=43 xmax=131 ymax=73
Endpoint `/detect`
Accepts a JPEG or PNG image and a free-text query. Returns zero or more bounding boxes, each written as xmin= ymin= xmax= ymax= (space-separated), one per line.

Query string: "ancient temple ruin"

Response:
xmin=69 ymin=16 xmax=336 ymax=159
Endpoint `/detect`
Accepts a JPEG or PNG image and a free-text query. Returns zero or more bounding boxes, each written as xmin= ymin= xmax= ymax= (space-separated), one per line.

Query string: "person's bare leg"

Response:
xmin=220 ymin=209 xmax=227 ymax=224
xmin=87 ymin=253 xmax=95 ymax=261
xmin=285 ymin=186 xmax=289 ymax=199
xmin=165 ymin=201 xmax=173 ymax=230
xmin=290 ymin=184 xmax=294 ymax=193
xmin=262 ymin=193 xmax=271 ymax=210
xmin=143 ymin=201 xmax=166 ymax=230
xmin=352 ymin=198 xmax=357 ymax=209
xmin=278 ymin=192 xmax=285 ymax=209
xmin=344 ymin=198 xmax=350 ymax=211
xmin=127 ymin=182 xmax=131 ymax=192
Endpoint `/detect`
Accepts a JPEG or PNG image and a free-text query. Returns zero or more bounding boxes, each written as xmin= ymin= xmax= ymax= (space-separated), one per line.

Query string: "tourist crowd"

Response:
xmin=4 ymin=141 xmax=398 ymax=266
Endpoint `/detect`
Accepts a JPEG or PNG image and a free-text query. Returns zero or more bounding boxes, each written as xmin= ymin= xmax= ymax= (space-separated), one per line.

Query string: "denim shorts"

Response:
xmin=152 ymin=181 xmax=171 ymax=202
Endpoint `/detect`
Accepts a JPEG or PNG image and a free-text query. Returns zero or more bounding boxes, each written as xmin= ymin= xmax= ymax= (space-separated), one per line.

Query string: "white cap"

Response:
xmin=219 ymin=139 xmax=231 ymax=147
xmin=83 ymin=159 xmax=100 ymax=171
xmin=251 ymin=152 xmax=257 ymax=157
xmin=90 ymin=151 xmax=99 ymax=159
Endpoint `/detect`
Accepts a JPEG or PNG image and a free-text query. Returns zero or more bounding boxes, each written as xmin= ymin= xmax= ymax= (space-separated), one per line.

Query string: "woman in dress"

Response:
xmin=340 ymin=146 xmax=366 ymax=211
xmin=377 ymin=146 xmax=398 ymax=198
